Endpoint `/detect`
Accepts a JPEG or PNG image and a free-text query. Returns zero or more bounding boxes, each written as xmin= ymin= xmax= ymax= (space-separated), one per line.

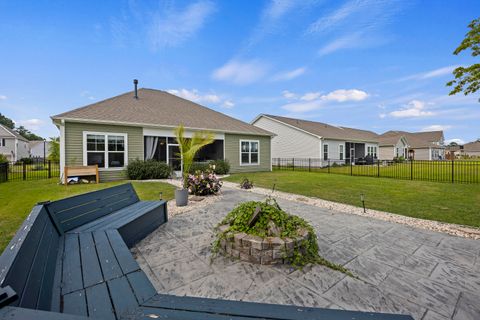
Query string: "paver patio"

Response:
xmin=131 ymin=187 xmax=480 ymax=320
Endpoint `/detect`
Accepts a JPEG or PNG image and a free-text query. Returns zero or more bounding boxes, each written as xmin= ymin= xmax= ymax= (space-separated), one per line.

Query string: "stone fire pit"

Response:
xmin=217 ymin=224 xmax=311 ymax=265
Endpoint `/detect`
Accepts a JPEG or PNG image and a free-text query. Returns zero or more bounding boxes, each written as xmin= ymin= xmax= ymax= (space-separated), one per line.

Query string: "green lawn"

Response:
xmin=0 ymin=179 xmax=175 ymax=252
xmin=224 ymin=171 xmax=480 ymax=228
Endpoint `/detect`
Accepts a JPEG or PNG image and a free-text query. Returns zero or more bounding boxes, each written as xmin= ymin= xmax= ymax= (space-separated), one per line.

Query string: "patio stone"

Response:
xmin=134 ymin=187 xmax=480 ymax=320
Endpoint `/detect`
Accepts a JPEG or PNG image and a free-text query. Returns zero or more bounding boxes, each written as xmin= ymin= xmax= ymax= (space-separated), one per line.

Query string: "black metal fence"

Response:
xmin=272 ymin=158 xmax=480 ymax=184
xmin=0 ymin=159 xmax=60 ymax=183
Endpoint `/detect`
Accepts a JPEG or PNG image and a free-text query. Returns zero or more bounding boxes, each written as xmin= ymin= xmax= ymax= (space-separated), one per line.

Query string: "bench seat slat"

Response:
xmin=69 ymin=201 xmax=161 ymax=233
xmin=128 ymin=307 xmax=258 ymax=320
xmin=85 ymin=283 xmax=115 ymax=320
xmin=62 ymin=234 xmax=83 ymax=294
xmin=92 ymin=231 xmax=123 ymax=281
xmin=106 ymin=230 xmax=140 ymax=274
xmin=79 ymin=233 xmax=103 ymax=288
xmin=108 ymin=276 xmax=139 ymax=316
xmin=0 ymin=306 xmax=89 ymax=320
xmin=126 ymin=270 xmax=156 ymax=304
xmin=62 ymin=290 xmax=87 ymax=317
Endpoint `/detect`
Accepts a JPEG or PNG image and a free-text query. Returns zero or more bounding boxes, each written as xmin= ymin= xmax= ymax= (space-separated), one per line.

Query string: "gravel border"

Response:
xmin=221 ymin=181 xmax=480 ymax=240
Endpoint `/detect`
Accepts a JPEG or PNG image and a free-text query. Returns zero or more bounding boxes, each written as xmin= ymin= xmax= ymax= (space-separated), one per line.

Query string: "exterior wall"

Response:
xmin=394 ymin=139 xmax=407 ymax=158
xmin=321 ymin=139 xmax=345 ymax=164
xmin=0 ymin=138 xmax=16 ymax=161
xmin=30 ymin=141 xmax=51 ymax=158
xmin=253 ymin=116 xmax=320 ymax=158
xmin=224 ymin=134 xmax=271 ymax=173
xmin=364 ymin=142 xmax=378 ymax=158
xmin=17 ymin=140 xmax=30 ymax=160
xmin=64 ymin=122 xmax=143 ymax=181
xmin=464 ymin=151 xmax=480 ymax=157
xmin=379 ymin=146 xmax=394 ymax=160
xmin=412 ymin=148 xmax=430 ymax=160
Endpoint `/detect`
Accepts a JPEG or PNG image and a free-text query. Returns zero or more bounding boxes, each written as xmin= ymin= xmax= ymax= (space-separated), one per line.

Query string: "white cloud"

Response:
xmin=0 ymin=95 xmax=7 ymax=100
xmin=397 ymin=65 xmax=460 ymax=82
xmin=282 ymin=90 xmax=297 ymax=99
xmin=379 ymin=113 xmax=387 ymax=119
xmin=281 ymin=88 xmax=369 ymax=113
xmin=271 ymin=67 xmax=306 ymax=81
xmin=149 ymin=1 xmax=215 ymax=49
xmin=318 ymin=33 xmax=364 ymax=56
xmin=300 ymin=92 xmax=321 ymax=101
xmin=222 ymin=100 xmax=235 ymax=108
xmin=212 ymin=60 xmax=268 ymax=85
xmin=80 ymin=91 xmax=96 ymax=101
xmin=17 ymin=119 xmax=44 ymax=130
xmin=389 ymin=100 xmax=435 ymax=118
xmin=445 ymin=138 xmax=465 ymax=145
xmin=421 ymin=125 xmax=452 ymax=132
xmin=167 ymin=88 xmax=222 ymax=104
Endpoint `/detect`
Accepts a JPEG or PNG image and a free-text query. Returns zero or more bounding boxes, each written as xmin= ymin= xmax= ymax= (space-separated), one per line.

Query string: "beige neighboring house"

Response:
xmin=251 ymin=114 xmax=379 ymax=165
xmin=380 ymin=130 xmax=445 ymax=160
xmin=462 ymin=140 xmax=480 ymax=157
xmin=51 ymin=85 xmax=273 ymax=182
xmin=377 ymin=133 xmax=409 ymax=160
xmin=0 ymin=124 xmax=30 ymax=162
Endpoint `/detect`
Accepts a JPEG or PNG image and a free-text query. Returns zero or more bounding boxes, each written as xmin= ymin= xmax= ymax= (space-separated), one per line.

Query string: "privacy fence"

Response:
xmin=272 ymin=158 xmax=480 ymax=184
xmin=0 ymin=159 xmax=60 ymax=183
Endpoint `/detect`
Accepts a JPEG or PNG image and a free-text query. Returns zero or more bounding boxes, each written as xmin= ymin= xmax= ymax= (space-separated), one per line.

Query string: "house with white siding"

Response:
xmin=0 ymin=124 xmax=30 ymax=162
xmin=380 ymin=130 xmax=445 ymax=160
xmin=377 ymin=134 xmax=409 ymax=160
xmin=251 ymin=114 xmax=379 ymax=165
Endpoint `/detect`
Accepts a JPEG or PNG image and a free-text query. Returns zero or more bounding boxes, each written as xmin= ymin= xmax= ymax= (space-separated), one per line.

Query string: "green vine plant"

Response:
xmin=211 ymin=199 xmax=355 ymax=277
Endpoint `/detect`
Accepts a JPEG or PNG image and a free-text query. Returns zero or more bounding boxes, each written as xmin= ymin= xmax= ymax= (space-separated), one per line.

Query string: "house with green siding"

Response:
xmin=51 ymin=85 xmax=273 ymax=182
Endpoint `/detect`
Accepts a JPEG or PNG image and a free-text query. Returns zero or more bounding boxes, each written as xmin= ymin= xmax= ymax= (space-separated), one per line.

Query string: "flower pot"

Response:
xmin=175 ymin=188 xmax=189 ymax=207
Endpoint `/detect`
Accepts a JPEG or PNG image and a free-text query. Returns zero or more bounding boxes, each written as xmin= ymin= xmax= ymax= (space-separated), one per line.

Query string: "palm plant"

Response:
xmin=174 ymin=125 xmax=214 ymax=188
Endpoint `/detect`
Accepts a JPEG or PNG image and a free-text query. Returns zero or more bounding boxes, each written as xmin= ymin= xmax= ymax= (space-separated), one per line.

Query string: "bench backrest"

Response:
xmin=46 ymin=183 xmax=139 ymax=232
xmin=0 ymin=205 xmax=61 ymax=311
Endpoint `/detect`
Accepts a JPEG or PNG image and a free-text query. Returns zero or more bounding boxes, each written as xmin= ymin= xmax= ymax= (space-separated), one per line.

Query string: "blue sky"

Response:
xmin=0 ymin=0 xmax=479 ymax=143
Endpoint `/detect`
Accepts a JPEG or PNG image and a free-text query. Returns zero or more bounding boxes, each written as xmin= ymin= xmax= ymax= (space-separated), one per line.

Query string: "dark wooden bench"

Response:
xmin=0 ymin=183 xmax=413 ymax=320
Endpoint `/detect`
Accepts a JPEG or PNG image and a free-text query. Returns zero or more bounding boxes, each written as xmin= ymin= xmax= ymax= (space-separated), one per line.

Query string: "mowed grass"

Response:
xmin=224 ymin=171 xmax=480 ymax=228
xmin=0 ymin=179 xmax=175 ymax=252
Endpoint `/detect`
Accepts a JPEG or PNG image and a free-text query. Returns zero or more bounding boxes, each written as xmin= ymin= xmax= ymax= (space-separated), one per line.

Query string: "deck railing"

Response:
xmin=272 ymin=158 xmax=480 ymax=184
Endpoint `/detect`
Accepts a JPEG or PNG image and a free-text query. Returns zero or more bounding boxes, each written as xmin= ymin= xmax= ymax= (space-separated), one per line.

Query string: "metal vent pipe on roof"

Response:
xmin=133 ymin=79 xmax=138 ymax=99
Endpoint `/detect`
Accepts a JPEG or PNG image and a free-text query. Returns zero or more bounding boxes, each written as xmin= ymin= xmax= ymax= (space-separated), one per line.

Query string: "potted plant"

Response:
xmin=174 ymin=125 xmax=214 ymax=206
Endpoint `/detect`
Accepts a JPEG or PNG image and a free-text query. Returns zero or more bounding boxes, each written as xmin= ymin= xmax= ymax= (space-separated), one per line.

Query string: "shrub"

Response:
xmin=18 ymin=157 xmax=33 ymax=165
xmin=127 ymin=160 xmax=172 ymax=180
xmin=189 ymin=162 xmax=210 ymax=174
xmin=0 ymin=154 xmax=8 ymax=164
xmin=209 ymin=159 xmax=230 ymax=175
xmin=187 ymin=171 xmax=222 ymax=196
xmin=393 ymin=156 xmax=405 ymax=163
xmin=240 ymin=177 xmax=254 ymax=189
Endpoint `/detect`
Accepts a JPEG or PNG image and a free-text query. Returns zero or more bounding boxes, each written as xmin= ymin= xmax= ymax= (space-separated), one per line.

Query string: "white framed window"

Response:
xmin=240 ymin=140 xmax=259 ymax=165
xmin=323 ymin=144 xmax=329 ymax=160
xmin=339 ymin=145 xmax=344 ymax=160
xmin=83 ymin=132 xmax=128 ymax=169
xmin=0 ymin=138 xmax=5 ymax=147
xmin=374 ymin=146 xmax=377 ymax=158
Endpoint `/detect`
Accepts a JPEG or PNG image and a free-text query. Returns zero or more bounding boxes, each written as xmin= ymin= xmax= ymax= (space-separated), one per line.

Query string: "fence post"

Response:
xmin=410 ymin=160 xmax=413 ymax=180
xmin=48 ymin=160 xmax=52 ymax=179
xmin=451 ymin=159 xmax=454 ymax=183
xmin=377 ymin=160 xmax=380 ymax=177
xmin=328 ymin=160 xmax=330 ymax=173
xmin=6 ymin=163 xmax=9 ymax=182
xmin=308 ymin=158 xmax=311 ymax=172
xmin=292 ymin=158 xmax=295 ymax=171
xmin=22 ymin=161 xmax=26 ymax=180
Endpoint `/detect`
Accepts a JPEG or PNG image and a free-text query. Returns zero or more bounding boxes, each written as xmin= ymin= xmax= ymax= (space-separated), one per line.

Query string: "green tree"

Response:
xmin=0 ymin=113 xmax=15 ymax=129
xmin=447 ymin=18 xmax=480 ymax=100
xmin=16 ymin=125 xmax=43 ymax=141
xmin=174 ymin=125 xmax=214 ymax=188
xmin=48 ymin=137 xmax=60 ymax=162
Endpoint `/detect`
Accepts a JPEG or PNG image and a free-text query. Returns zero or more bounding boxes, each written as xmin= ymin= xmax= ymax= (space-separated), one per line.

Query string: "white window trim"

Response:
xmin=339 ymin=144 xmax=344 ymax=160
xmin=82 ymin=131 xmax=128 ymax=170
xmin=239 ymin=140 xmax=260 ymax=166
xmin=323 ymin=143 xmax=329 ymax=160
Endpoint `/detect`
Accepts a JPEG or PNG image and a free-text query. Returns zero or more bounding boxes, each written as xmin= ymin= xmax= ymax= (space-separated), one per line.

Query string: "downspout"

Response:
xmin=59 ymin=120 xmax=66 ymax=182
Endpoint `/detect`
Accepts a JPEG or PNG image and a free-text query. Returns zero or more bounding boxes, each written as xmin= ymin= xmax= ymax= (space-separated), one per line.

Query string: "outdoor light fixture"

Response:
xmin=360 ymin=193 xmax=366 ymax=213
xmin=159 ymin=192 xmax=163 ymax=200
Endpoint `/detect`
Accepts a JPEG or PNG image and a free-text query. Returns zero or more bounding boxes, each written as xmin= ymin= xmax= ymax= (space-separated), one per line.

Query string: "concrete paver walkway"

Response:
xmin=132 ymin=188 xmax=480 ymax=320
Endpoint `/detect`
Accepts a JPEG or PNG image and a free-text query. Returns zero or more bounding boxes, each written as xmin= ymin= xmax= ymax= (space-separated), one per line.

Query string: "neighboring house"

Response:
xmin=381 ymin=130 xmax=446 ymax=160
xmin=377 ymin=133 xmax=409 ymax=160
xmin=0 ymin=124 xmax=30 ymax=162
xmin=51 ymin=86 xmax=273 ymax=182
xmin=462 ymin=140 xmax=480 ymax=157
xmin=29 ymin=140 xmax=51 ymax=159
xmin=251 ymin=114 xmax=379 ymax=165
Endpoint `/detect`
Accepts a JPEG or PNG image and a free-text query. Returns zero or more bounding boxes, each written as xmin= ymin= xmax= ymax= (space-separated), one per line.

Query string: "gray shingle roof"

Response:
xmin=381 ymin=130 xmax=444 ymax=148
xmin=261 ymin=114 xmax=379 ymax=142
xmin=52 ymin=89 xmax=273 ymax=136
xmin=463 ymin=140 xmax=480 ymax=152
xmin=0 ymin=124 xmax=29 ymax=142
